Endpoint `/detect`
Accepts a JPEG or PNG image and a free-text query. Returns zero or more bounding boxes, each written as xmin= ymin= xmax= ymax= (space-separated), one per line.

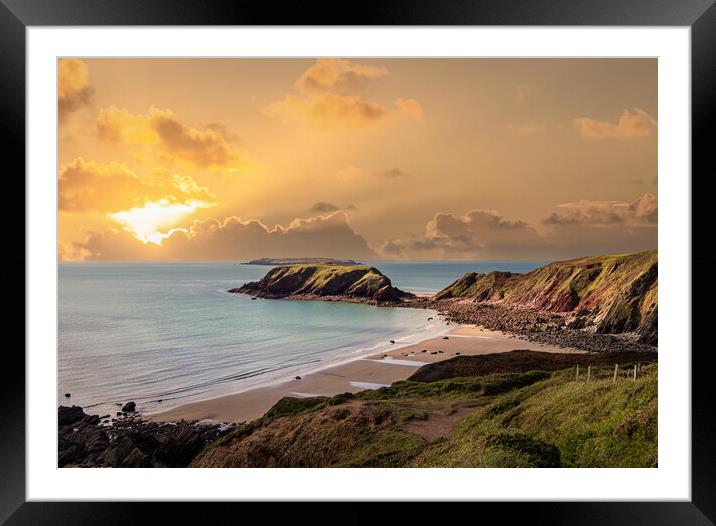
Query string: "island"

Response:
xmin=231 ymin=263 xmax=413 ymax=304
xmin=241 ymin=257 xmax=362 ymax=266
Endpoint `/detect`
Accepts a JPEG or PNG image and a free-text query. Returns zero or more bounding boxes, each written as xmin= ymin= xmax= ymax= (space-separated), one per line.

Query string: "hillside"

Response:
xmin=230 ymin=264 xmax=413 ymax=304
xmin=434 ymin=250 xmax=657 ymax=344
xmin=191 ymin=358 xmax=657 ymax=468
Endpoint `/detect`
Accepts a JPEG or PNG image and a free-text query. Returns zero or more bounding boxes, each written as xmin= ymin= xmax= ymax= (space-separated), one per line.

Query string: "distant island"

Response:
xmin=241 ymin=257 xmax=361 ymax=266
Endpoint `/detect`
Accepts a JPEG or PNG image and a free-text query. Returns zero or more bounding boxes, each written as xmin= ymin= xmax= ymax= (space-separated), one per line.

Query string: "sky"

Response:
xmin=58 ymin=58 xmax=657 ymax=261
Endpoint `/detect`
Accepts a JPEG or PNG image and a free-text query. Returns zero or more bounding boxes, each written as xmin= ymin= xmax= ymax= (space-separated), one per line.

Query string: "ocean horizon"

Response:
xmin=58 ymin=260 xmax=547 ymax=417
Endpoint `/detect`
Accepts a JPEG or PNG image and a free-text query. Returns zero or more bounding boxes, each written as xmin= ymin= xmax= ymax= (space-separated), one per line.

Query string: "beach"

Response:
xmin=148 ymin=324 xmax=584 ymax=424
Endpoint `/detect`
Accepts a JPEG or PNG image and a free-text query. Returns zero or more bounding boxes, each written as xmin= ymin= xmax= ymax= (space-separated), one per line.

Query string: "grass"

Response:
xmin=352 ymin=371 xmax=551 ymax=401
xmin=194 ymin=364 xmax=657 ymax=468
xmin=412 ymin=364 xmax=657 ymax=467
xmin=337 ymin=427 xmax=427 ymax=467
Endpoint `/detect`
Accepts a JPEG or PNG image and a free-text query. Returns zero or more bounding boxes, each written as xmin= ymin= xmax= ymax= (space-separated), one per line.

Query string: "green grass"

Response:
xmin=337 ymin=427 xmax=427 ymax=467
xmin=195 ymin=364 xmax=657 ymax=468
xmin=264 ymin=395 xmax=330 ymax=419
xmin=412 ymin=364 xmax=657 ymax=467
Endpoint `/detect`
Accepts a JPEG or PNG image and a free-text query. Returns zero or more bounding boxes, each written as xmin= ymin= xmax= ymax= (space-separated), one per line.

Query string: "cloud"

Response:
xmin=381 ymin=168 xmax=408 ymax=178
xmin=382 ymin=209 xmax=544 ymax=259
xmin=573 ymin=108 xmax=657 ymax=139
xmin=264 ymin=93 xmax=391 ymax=128
xmin=338 ymin=166 xmax=409 ymax=180
xmin=381 ymin=194 xmax=657 ymax=260
xmin=310 ymin=202 xmax=359 ymax=213
xmin=58 ymin=158 xmax=214 ymax=214
xmin=73 ymin=211 xmax=376 ymax=261
xmin=539 ymin=194 xmax=657 ymax=256
xmin=295 ymin=58 xmax=389 ymax=93
xmin=97 ymin=106 xmax=249 ymax=171
xmin=264 ymin=59 xmax=422 ymax=128
xmin=393 ymin=98 xmax=424 ymax=120
xmin=543 ymin=193 xmax=657 ymax=227
xmin=58 ymin=58 xmax=93 ymax=121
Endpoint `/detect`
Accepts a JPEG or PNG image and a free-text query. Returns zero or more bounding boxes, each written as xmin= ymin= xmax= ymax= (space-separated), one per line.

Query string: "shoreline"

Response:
xmin=147 ymin=323 xmax=585 ymax=424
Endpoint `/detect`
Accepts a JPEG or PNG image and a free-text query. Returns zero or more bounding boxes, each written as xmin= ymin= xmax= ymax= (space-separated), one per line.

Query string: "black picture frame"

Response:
xmin=4 ymin=0 xmax=713 ymax=522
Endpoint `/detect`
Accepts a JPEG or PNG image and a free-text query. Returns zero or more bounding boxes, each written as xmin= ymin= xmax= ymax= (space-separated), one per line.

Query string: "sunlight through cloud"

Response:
xmin=108 ymin=199 xmax=210 ymax=245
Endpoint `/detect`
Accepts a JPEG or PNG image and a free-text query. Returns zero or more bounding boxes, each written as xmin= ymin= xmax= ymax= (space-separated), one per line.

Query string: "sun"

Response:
xmin=108 ymin=199 xmax=210 ymax=244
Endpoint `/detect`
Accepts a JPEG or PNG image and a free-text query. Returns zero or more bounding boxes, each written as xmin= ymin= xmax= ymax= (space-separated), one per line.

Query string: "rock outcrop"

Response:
xmin=230 ymin=264 xmax=413 ymax=304
xmin=58 ymin=406 xmax=229 ymax=468
xmin=434 ymin=250 xmax=657 ymax=344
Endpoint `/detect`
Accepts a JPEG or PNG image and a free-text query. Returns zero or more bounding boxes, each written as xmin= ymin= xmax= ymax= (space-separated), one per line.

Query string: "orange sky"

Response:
xmin=58 ymin=58 xmax=657 ymax=261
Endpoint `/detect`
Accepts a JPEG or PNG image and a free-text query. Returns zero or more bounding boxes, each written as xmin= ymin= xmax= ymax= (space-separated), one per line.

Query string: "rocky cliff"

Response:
xmin=434 ymin=250 xmax=657 ymax=344
xmin=231 ymin=264 xmax=414 ymax=304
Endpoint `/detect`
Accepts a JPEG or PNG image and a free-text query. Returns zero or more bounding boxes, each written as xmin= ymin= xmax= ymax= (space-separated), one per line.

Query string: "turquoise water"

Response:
xmin=58 ymin=260 xmax=545 ymax=416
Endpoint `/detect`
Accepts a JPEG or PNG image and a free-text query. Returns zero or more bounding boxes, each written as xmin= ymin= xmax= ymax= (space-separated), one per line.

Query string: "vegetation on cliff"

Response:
xmin=435 ymin=250 xmax=657 ymax=344
xmin=231 ymin=264 xmax=413 ymax=303
xmin=61 ymin=351 xmax=657 ymax=468
xmin=191 ymin=356 xmax=657 ymax=468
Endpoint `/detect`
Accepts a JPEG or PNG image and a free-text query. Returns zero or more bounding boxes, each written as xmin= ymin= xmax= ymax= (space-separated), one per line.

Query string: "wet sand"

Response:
xmin=148 ymin=325 xmax=584 ymax=424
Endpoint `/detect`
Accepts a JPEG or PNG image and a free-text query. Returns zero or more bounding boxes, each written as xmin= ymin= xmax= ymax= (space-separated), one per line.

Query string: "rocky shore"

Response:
xmin=409 ymin=300 xmax=656 ymax=353
xmin=420 ymin=250 xmax=658 ymax=349
xmin=58 ymin=405 xmax=233 ymax=467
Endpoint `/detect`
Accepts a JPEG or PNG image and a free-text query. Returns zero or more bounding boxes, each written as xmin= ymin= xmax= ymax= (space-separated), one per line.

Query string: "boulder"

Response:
xmin=58 ymin=405 xmax=86 ymax=426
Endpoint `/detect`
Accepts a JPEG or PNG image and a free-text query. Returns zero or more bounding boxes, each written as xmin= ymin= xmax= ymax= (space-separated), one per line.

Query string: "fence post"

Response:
xmin=587 ymin=365 xmax=591 ymax=382
xmin=613 ymin=364 xmax=618 ymax=383
xmin=633 ymin=364 xmax=637 ymax=381
xmin=576 ymin=364 xmax=579 ymax=380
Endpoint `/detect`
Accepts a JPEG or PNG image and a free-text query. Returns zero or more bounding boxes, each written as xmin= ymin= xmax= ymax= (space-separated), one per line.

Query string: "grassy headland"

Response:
xmin=231 ymin=263 xmax=413 ymax=303
xmin=192 ymin=359 xmax=657 ymax=468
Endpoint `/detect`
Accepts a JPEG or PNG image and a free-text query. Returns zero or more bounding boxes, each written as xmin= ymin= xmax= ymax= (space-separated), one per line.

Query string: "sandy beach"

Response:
xmin=149 ymin=325 xmax=584 ymax=424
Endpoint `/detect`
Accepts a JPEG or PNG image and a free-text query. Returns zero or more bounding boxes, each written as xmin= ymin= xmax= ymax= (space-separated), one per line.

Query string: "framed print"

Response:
xmin=5 ymin=0 xmax=714 ymax=522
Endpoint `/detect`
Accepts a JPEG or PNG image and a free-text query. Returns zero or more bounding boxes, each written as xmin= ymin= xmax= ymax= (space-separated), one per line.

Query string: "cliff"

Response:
xmin=192 ymin=359 xmax=657 ymax=468
xmin=230 ymin=264 xmax=414 ymax=304
xmin=434 ymin=250 xmax=657 ymax=344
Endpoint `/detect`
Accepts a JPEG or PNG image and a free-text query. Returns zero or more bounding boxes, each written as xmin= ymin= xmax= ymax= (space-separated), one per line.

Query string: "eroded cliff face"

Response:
xmin=230 ymin=264 xmax=414 ymax=304
xmin=435 ymin=251 xmax=657 ymax=344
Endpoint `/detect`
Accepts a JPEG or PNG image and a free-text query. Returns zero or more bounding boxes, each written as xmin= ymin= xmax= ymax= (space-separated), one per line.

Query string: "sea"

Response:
xmin=58 ymin=260 xmax=546 ymax=416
